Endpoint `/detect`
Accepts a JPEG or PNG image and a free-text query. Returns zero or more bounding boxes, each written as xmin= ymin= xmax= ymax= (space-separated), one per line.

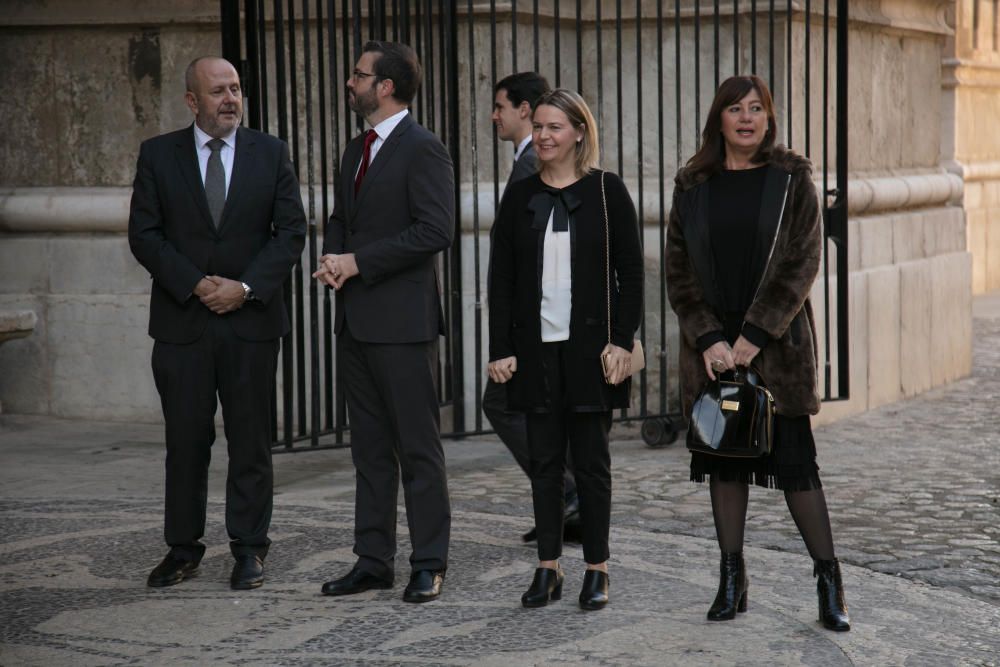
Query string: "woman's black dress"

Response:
xmin=688 ymin=166 xmax=822 ymax=492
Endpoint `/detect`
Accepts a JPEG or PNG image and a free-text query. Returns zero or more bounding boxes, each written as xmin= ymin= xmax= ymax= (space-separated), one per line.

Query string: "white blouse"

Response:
xmin=540 ymin=209 xmax=572 ymax=342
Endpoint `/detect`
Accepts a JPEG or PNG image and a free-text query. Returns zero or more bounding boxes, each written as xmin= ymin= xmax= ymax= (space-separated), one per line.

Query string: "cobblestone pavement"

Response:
xmin=1 ymin=301 xmax=999 ymax=665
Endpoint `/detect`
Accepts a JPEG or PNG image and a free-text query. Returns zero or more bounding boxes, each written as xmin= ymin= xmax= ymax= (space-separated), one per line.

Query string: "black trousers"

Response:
xmin=151 ymin=316 xmax=278 ymax=562
xmin=338 ymin=324 xmax=451 ymax=579
xmin=526 ymin=343 xmax=613 ymax=564
xmin=482 ymin=378 xmax=577 ymax=498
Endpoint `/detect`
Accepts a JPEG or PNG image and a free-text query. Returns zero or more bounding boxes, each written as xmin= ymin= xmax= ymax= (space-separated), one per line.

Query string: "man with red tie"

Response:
xmin=313 ymin=41 xmax=454 ymax=603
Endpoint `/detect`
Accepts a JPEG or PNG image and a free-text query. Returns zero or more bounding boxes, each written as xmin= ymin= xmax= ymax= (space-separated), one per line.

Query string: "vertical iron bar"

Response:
xmin=392 ymin=0 xmax=399 ymax=40
xmin=768 ymin=0 xmax=775 ymax=90
xmin=447 ymin=0 xmax=465 ymax=432
xmin=324 ymin=0 xmax=338 ymax=431
xmin=835 ymin=0 xmax=848 ymax=397
xmin=636 ymin=0 xmax=646 ymax=416
xmin=221 ymin=0 xmax=241 ymax=66
xmin=713 ymin=0 xmax=720 ymax=89
xmin=287 ymin=0 xmax=307 ymax=438
xmin=596 ymin=0 xmax=603 ymax=153
xmin=258 ymin=0 xmax=270 ymax=134
xmin=490 ymin=0 xmax=498 ymax=221
xmin=554 ymin=0 xmax=561 ymax=87
xmin=822 ymin=0 xmax=831 ymax=399
xmin=751 ymin=0 xmax=757 ymax=73
xmin=695 ymin=0 xmax=701 ymax=148
xmin=804 ymin=0 xmax=811 ymax=157
xmin=616 ymin=0 xmax=623 ymax=178
xmin=733 ymin=0 xmax=739 ymax=74
xmin=669 ymin=0 xmax=680 ymax=415
xmin=533 ymin=0 xmax=540 ymax=72
xmin=576 ymin=0 xmax=583 ymax=93
xmin=468 ymin=0 xmax=482 ymax=433
xmin=511 ymin=0 xmax=517 ymax=72
xmin=244 ymin=0 xmax=262 ymax=129
xmin=302 ymin=0 xmax=320 ymax=447
xmin=786 ymin=0 xmax=793 ymax=147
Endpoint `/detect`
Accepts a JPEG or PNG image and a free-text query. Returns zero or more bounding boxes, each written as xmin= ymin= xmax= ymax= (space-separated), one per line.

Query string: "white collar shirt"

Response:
xmin=513 ymin=135 xmax=532 ymax=162
xmin=193 ymin=123 xmax=237 ymax=193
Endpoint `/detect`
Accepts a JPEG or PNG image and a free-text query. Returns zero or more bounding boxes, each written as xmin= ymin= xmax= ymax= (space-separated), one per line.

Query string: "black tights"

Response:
xmin=709 ymin=476 xmax=835 ymax=560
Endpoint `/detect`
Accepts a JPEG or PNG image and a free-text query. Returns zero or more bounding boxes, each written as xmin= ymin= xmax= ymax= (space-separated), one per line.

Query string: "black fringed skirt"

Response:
xmin=690 ymin=413 xmax=823 ymax=492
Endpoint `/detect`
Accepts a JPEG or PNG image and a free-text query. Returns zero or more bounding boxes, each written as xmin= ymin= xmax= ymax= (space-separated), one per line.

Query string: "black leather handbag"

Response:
xmin=686 ymin=368 xmax=775 ymax=457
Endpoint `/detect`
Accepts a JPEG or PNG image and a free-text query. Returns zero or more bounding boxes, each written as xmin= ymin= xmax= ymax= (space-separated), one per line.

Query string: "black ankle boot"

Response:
xmin=707 ymin=551 xmax=748 ymax=621
xmin=814 ymin=558 xmax=850 ymax=631
xmin=578 ymin=569 xmax=609 ymax=610
xmin=521 ymin=567 xmax=564 ymax=608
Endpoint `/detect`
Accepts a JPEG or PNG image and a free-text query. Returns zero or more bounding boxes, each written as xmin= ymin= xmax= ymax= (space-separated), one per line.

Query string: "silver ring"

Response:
xmin=711 ymin=359 xmax=725 ymax=370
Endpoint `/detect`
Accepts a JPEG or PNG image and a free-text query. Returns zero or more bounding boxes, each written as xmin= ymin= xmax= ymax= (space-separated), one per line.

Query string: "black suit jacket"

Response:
xmin=324 ymin=113 xmax=455 ymax=344
xmin=129 ymin=125 xmax=306 ymax=344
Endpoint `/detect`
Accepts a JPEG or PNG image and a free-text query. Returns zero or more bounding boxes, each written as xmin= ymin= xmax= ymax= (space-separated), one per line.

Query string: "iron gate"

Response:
xmin=219 ymin=0 xmax=849 ymax=451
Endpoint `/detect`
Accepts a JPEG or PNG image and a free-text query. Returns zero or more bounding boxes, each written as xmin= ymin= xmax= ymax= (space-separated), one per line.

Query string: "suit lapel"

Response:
xmin=217 ymin=127 xmax=254 ymax=235
xmin=351 ymin=114 xmax=414 ymax=219
xmin=174 ymin=125 xmax=215 ymax=232
xmin=343 ymin=135 xmax=363 ymax=216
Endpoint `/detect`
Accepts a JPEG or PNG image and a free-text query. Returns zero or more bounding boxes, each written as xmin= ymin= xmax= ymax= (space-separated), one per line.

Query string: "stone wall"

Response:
xmin=0 ymin=1 xmax=986 ymax=427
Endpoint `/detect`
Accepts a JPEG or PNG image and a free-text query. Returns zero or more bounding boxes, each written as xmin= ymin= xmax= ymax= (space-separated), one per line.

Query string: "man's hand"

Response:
xmin=199 ymin=276 xmax=246 ymax=314
xmin=193 ymin=277 xmax=218 ymax=298
xmin=488 ymin=356 xmax=517 ymax=384
xmin=312 ymin=253 xmax=359 ymax=290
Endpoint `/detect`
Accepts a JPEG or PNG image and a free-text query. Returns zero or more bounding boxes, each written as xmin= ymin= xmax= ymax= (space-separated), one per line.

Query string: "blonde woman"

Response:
xmin=488 ymin=88 xmax=643 ymax=610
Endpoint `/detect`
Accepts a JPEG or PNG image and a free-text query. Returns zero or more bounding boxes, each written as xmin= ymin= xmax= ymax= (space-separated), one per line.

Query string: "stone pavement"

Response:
xmin=2 ymin=300 xmax=1000 ymax=666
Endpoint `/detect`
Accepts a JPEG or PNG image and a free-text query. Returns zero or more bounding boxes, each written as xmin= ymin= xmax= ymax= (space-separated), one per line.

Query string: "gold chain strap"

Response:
xmin=600 ymin=170 xmax=611 ymax=346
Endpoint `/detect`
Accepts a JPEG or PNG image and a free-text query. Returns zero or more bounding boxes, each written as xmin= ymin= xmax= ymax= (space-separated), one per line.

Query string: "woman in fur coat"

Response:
xmin=665 ymin=75 xmax=850 ymax=632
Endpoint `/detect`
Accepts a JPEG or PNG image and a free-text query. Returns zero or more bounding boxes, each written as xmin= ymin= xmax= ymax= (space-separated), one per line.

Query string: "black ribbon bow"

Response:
xmin=527 ymin=187 xmax=581 ymax=233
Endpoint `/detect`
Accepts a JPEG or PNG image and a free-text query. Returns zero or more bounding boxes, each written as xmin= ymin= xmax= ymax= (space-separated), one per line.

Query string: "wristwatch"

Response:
xmin=241 ymin=282 xmax=253 ymax=302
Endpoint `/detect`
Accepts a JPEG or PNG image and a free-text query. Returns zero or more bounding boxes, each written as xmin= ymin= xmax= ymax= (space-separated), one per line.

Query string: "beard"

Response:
xmin=349 ymin=86 xmax=379 ymax=117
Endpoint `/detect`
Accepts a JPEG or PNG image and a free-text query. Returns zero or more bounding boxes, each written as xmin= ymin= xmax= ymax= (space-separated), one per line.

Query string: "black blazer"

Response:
xmin=129 ymin=125 xmax=306 ymax=344
xmin=324 ymin=113 xmax=455 ymax=344
xmin=488 ymin=170 xmax=644 ymax=410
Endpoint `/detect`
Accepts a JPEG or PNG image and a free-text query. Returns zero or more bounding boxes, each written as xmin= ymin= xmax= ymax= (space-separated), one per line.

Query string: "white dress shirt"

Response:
xmin=193 ymin=123 xmax=236 ymax=194
xmin=355 ymin=109 xmax=409 ymax=178
xmin=540 ymin=209 xmax=572 ymax=342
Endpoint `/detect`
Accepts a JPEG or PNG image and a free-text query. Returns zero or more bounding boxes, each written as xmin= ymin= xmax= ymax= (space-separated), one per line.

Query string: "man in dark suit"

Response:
xmin=486 ymin=72 xmax=581 ymax=542
xmin=129 ymin=56 xmax=306 ymax=590
xmin=313 ymin=41 xmax=454 ymax=603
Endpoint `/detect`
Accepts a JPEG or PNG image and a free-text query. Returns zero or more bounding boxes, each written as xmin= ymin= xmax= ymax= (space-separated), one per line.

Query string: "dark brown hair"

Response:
xmin=363 ymin=40 xmax=422 ymax=104
xmin=685 ymin=75 xmax=777 ymax=180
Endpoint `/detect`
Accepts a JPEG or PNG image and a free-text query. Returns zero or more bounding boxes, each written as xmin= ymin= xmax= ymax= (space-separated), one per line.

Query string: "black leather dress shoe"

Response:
xmin=147 ymin=554 xmax=199 ymax=588
xmin=321 ymin=566 xmax=393 ymax=596
xmin=402 ymin=569 xmax=445 ymax=603
xmin=578 ymin=569 xmax=609 ymax=610
xmin=521 ymin=567 xmax=564 ymax=608
xmin=230 ymin=555 xmax=264 ymax=590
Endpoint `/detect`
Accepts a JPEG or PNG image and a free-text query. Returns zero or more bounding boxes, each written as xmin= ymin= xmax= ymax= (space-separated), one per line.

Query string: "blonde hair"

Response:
xmin=532 ymin=88 xmax=600 ymax=177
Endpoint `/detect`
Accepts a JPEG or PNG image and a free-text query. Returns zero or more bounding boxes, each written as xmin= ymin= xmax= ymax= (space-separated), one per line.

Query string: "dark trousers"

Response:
xmin=482 ymin=378 xmax=577 ymax=498
xmin=526 ymin=343 xmax=613 ymax=564
xmin=151 ymin=317 xmax=278 ymax=562
xmin=338 ymin=324 xmax=451 ymax=580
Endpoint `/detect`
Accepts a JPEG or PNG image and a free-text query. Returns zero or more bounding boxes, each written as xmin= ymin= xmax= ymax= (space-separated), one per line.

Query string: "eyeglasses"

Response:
xmin=351 ymin=69 xmax=377 ymax=81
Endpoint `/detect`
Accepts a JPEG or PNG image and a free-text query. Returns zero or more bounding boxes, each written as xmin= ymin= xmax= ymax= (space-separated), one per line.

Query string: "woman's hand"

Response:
xmin=731 ymin=335 xmax=761 ymax=368
xmin=702 ymin=341 xmax=734 ymax=381
xmin=601 ymin=343 xmax=633 ymax=386
xmin=488 ymin=356 xmax=518 ymax=384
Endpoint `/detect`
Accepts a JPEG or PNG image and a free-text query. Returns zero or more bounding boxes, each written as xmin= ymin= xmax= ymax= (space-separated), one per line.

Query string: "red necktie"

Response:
xmin=354 ymin=129 xmax=378 ymax=195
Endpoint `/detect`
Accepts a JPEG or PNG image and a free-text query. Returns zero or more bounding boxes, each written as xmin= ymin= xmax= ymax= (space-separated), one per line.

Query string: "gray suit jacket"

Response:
xmin=324 ymin=113 xmax=455 ymax=344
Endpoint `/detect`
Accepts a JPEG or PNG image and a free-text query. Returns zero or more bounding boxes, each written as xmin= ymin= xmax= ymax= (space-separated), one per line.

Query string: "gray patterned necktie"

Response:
xmin=205 ymin=138 xmax=226 ymax=227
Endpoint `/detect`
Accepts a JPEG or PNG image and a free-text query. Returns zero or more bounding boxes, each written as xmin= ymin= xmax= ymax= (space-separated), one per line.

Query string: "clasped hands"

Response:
xmin=194 ymin=276 xmax=246 ymax=314
xmin=312 ymin=253 xmax=359 ymax=290
xmin=702 ymin=335 xmax=760 ymax=381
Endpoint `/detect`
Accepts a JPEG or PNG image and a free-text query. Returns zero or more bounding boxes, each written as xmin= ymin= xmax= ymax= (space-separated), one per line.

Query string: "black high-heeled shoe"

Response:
xmin=814 ymin=558 xmax=851 ymax=631
xmin=707 ymin=551 xmax=748 ymax=621
xmin=578 ymin=569 xmax=609 ymax=610
xmin=521 ymin=567 xmax=564 ymax=608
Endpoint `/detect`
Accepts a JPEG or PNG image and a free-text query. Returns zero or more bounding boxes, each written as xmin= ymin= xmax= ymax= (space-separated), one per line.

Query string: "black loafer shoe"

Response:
xmin=321 ymin=566 xmax=393 ymax=596
xmin=147 ymin=554 xmax=199 ymax=588
xmin=402 ymin=569 xmax=445 ymax=603
xmin=579 ymin=569 xmax=609 ymax=610
xmin=230 ymin=555 xmax=264 ymax=590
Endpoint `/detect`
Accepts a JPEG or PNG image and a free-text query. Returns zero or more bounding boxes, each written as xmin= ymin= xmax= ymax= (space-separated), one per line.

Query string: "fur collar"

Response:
xmin=674 ymin=145 xmax=812 ymax=191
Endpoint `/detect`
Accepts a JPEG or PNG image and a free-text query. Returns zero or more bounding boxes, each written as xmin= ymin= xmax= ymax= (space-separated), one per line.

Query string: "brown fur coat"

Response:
xmin=665 ymin=146 xmax=822 ymax=417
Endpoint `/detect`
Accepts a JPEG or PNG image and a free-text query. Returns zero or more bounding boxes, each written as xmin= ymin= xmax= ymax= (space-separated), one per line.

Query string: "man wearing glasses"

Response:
xmin=314 ymin=41 xmax=454 ymax=603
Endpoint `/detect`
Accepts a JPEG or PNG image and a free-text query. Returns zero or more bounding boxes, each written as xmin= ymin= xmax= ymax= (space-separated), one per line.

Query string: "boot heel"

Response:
xmin=550 ymin=581 xmax=563 ymax=601
xmin=737 ymin=591 xmax=748 ymax=613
